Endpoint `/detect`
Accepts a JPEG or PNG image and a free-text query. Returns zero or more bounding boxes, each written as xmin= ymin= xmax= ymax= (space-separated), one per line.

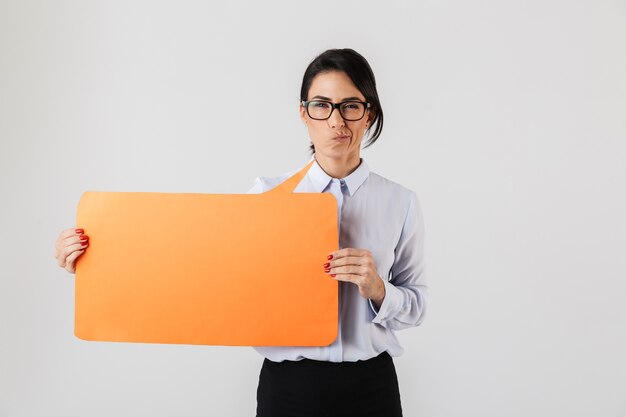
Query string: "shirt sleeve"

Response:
xmin=368 ymin=190 xmax=428 ymax=330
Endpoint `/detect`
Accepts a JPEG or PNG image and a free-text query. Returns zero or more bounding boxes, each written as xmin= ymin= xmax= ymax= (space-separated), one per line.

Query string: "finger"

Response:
xmin=71 ymin=240 xmax=89 ymax=253
xmin=55 ymin=228 xmax=85 ymax=258
xmin=329 ymin=273 xmax=358 ymax=284
xmin=60 ymin=241 xmax=89 ymax=266
xmin=57 ymin=243 xmax=76 ymax=267
xmin=327 ymin=248 xmax=371 ymax=260
xmin=64 ymin=248 xmax=85 ymax=273
xmin=326 ymin=256 xmax=368 ymax=268
xmin=61 ymin=227 xmax=85 ymax=241
xmin=64 ymin=257 xmax=77 ymax=273
xmin=327 ymin=248 xmax=351 ymax=260
xmin=57 ymin=252 xmax=66 ymax=268
xmin=69 ymin=234 xmax=89 ymax=248
xmin=66 ymin=247 xmax=85 ymax=264
xmin=58 ymin=235 xmax=89 ymax=259
xmin=327 ymin=265 xmax=367 ymax=276
xmin=63 ymin=229 xmax=84 ymax=241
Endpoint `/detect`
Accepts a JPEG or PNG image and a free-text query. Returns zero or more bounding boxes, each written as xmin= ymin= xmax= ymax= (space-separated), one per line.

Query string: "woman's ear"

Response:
xmin=366 ymin=110 xmax=375 ymax=128
xmin=299 ymin=102 xmax=308 ymax=125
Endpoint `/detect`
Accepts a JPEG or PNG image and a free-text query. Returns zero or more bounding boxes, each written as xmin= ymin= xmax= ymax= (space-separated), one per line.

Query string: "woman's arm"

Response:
xmin=369 ymin=191 xmax=428 ymax=330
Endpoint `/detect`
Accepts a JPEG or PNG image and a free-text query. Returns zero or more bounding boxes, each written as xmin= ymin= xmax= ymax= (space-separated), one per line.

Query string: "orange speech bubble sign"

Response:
xmin=74 ymin=160 xmax=338 ymax=346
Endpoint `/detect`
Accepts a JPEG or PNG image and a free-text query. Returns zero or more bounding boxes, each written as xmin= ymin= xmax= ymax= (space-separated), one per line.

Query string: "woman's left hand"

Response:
xmin=323 ymin=248 xmax=386 ymax=307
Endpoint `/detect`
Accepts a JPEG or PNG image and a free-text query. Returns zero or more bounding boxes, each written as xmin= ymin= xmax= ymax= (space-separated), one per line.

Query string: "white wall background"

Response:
xmin=1 ymin=0 xmax=625 ymax=416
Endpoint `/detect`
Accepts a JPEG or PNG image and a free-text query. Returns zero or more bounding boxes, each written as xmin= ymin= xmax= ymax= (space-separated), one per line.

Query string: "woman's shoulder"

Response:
xmin=366 ymin=170 xmax=418 ymax=200
xmin=246 ymin=168 xmax=298 ymax=194
xmin=365 ymin=170 xmax=424 ymax=220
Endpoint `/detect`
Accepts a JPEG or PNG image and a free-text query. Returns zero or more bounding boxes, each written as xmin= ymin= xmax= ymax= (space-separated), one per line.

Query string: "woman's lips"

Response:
xmin=334 ymin=135 xmax=350 ymax=141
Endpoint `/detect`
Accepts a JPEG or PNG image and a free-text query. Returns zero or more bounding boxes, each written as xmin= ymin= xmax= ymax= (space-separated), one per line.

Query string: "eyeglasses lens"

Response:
xmin=307 ymin=101 xmax=366 ymax=121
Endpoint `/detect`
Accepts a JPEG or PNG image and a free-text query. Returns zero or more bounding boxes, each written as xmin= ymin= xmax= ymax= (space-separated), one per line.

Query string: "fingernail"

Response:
xmin=76 ymin=228 xmax=84 ymax=234
xmin=80 ymin=235 xmax=89 ymax=241
xmin=81 ymin=242 xmax=88 ymax=246
xmin=331 ymin=274 xmax=336 ymax=277
xmin=323 ymin=262 xmax=330 ymax=268
xmin=324 ymin=269 xmax=330 ymax=273
xmin=327 ymin=254 xmax=333 ymax=260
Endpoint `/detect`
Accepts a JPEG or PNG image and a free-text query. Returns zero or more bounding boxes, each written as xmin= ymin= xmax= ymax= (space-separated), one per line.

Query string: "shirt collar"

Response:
xmin=306 ymin=154 xmax=370 ymax=197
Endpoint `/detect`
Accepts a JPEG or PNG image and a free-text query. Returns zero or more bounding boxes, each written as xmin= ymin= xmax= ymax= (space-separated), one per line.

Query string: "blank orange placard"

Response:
xmin=74 ymin=160 xmax=338 ymax=346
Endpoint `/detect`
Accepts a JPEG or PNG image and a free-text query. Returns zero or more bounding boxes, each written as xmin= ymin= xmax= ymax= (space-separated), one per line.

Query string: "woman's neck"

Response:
xmin=314 ymin=152 xmax=362 ymax=179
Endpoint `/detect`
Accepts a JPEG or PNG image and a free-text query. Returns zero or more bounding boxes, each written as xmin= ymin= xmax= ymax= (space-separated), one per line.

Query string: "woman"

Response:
xmin=54 ymin=48 xmax=427 ymax=417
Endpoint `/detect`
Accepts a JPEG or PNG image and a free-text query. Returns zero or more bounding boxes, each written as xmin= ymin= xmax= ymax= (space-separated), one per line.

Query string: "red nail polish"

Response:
xmin=324 ymin=269 xmax=330 ymax=273
xmin=323 ymin=262 xmax=330 ymax=268
xmin=327 ymin=254 xmax=333 ymax=260
xmin=80 ymin=236 xmax=89 ymax=241
xmin=331 ymin=274 xmax=336 ymax=277
xmin=76 ymin=228 xmax=84 ymax=234
xmin=81 ymin=242 xmax=88 ymax=246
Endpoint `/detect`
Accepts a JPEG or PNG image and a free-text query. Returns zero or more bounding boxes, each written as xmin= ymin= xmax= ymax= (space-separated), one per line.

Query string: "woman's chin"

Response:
xmin=320 ymin=147 xmax=347 ymax=156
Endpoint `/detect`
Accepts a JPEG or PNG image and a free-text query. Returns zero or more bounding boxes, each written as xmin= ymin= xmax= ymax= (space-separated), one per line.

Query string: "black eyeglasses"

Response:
xmin=302 ymin=100 xmax=371 ymax=121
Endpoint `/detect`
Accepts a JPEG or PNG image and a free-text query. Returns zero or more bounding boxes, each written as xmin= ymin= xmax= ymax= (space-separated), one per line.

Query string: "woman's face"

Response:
xmin=300 ymin=70 xmax=373 ymax=160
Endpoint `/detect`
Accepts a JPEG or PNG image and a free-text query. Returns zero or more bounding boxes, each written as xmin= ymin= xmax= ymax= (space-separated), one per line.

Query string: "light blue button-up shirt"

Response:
xmin=248 ymin=156 xmax=427 ymax=362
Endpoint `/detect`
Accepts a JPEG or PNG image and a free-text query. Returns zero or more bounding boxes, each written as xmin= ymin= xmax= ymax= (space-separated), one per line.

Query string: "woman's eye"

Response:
xmin=312 ymin=102 xmax=330 ymax=108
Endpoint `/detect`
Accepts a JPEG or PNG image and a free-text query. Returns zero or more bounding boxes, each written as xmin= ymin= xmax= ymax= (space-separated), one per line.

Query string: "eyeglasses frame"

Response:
xmin=301 ymin=100 xmax=372 ymax=121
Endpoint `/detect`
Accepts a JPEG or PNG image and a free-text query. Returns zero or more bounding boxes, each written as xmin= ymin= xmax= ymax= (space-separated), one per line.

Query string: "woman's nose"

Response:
xmin=327 ymin=108 xmax=345 ymax=129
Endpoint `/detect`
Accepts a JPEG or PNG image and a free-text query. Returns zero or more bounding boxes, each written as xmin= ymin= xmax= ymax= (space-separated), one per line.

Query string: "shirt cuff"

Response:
xmin=369 ymin=280 xmax=403 ymax=324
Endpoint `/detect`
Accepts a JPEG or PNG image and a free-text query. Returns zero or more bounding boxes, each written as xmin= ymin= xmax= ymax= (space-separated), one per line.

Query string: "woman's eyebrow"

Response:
xmin=310 ymin=95 xmax=332 ymax=101
xmin=311 ymin=95 xmax=363 ymax=101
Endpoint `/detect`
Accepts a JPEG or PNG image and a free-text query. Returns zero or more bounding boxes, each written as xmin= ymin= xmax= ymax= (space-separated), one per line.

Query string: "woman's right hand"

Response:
xmin=54 ymin=228 xmax=89 ymax=274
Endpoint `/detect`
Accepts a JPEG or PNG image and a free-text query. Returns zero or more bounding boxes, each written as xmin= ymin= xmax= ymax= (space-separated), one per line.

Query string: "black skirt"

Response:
xmin=256 ymin=351 xmax=403 ymax=417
